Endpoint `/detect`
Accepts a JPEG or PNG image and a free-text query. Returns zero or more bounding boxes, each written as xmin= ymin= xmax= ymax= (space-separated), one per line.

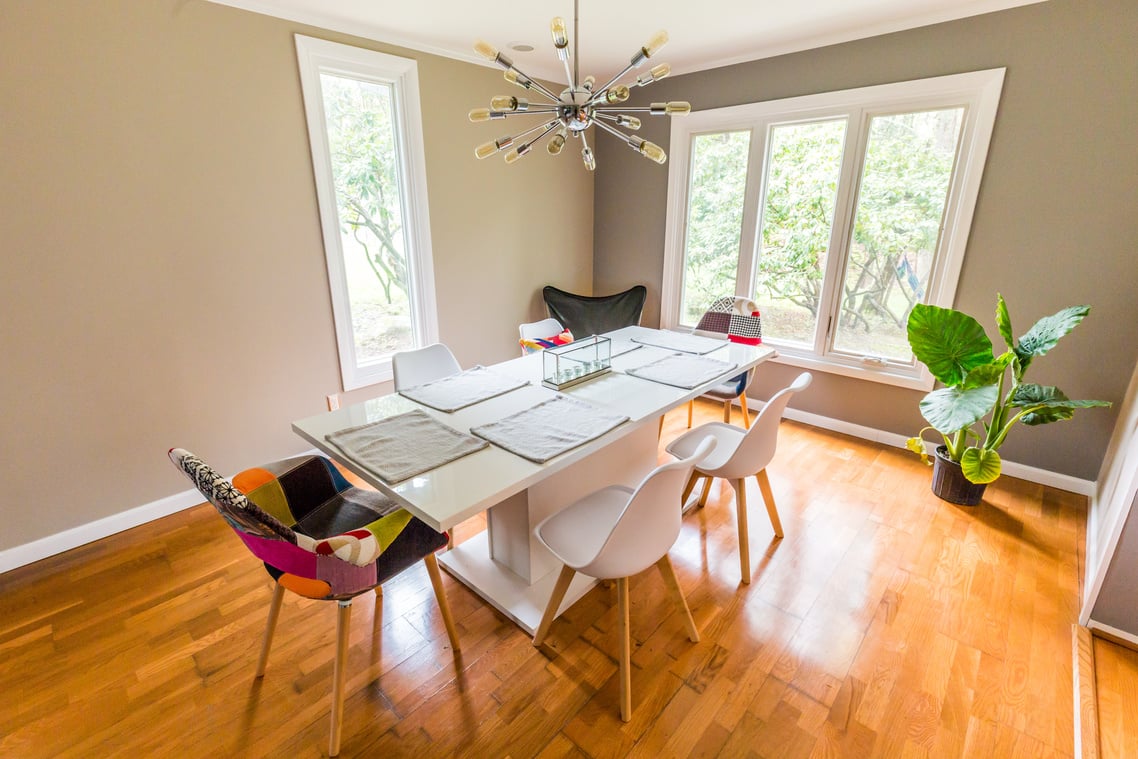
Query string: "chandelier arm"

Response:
xmin=507 ymin=65 xmax=562 ymax=103
xmin=520 ymin=120 xmax=561 ymax=151
xmin=589 ymin=63 xmax=639 ymax=105
xmin=560 ymin=56 xmax=576 ymax=93
xmin=593 ymin=106 xmax=655 ymax=113
xmin=591 ymin=118 xmax=638 ymax=147
xmin=514 ymin=118 xmax=562 ymax=143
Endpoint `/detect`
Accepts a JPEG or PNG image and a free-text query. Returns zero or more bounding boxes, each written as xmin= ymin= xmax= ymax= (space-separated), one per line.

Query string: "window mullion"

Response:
xmin=734 ymin=123 xmax=767 ymax=300
xmin=815 ymin=107 xmax=868 ymax=357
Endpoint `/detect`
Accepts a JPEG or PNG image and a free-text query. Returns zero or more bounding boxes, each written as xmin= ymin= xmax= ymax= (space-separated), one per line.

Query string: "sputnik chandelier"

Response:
xmin=467 ymin=0 xmax=690 ymax=170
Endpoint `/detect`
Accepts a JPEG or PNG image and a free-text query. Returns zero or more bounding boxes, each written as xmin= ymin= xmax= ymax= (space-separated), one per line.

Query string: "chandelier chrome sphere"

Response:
xmin=467 ymin=1 xmax=690 ymax=170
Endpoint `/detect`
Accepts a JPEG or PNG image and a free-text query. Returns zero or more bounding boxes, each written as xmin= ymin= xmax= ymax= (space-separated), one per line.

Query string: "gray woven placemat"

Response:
xmin=470 ymin=395 xmax=629 ymax=464
xmin=631 ymin=331 xmax=727 ymax=355
xmin=325 ymin=408 xmax=488 ymax=483
xmin=625 ymin=354 xmax=739 ymax=389
xmin=399 ymin=365 xmax=528 ymax=412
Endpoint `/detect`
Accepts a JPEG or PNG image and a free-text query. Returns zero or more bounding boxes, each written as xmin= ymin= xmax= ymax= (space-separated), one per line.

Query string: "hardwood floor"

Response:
xmin=1094 ymin=637 xmax=1138 ymax=758
xmin=0 ymin=401 xmax=1089 ymax=757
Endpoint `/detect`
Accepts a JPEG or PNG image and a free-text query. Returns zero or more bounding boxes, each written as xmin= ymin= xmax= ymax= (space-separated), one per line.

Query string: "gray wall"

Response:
xmin=593 ymin=0 xmax=1138 ymax=481
xmin=1091 ymin=491 xmax=1138 ymax=634
xmin=0 ymin=0 xmax=593 ymax=551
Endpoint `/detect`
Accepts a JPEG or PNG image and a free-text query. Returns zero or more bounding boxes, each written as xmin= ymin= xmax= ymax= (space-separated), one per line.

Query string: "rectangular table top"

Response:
xmin=292 ymin=326 xmax=775 ymax=531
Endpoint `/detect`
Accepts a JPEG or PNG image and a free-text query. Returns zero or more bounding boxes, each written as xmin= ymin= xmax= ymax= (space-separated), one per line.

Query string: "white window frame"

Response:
xmin=662 ymin=69 xmax=1005 ymax=390
xmin=295 ymin=35 xmax=438 ymax=390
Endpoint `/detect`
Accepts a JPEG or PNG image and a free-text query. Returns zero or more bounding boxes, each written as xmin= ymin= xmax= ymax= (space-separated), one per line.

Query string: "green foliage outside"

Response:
xmin=681 ymin=109 xmax=964 ymax=361
xmin=322 ymin=74 xmax=413 ymax=361
xmin=680 ymin=131 xmax=750 ymax=325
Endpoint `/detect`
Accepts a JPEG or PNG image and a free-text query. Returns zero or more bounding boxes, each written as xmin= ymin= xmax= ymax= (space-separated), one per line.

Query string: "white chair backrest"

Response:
xmin=582 ymin=437 xmax=716 ymax=579
xmin=519 ymin=318 xmax=564 ymax=341
xmin=716 ymin=372 xmax=812 ymax=480
xmin=392 ymin=343 xmax=461 ymax=391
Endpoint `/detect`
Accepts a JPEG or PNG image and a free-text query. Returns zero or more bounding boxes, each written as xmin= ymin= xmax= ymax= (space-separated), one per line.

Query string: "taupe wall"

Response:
xmin=594 ymin=0 xmax=1138 ymax=481
xmin=0 ymin=0 xmax=592 ymax=551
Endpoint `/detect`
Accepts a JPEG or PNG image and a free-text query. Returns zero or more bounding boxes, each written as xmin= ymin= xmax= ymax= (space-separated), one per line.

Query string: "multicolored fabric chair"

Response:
xmin=168 ymin=448 xmax=459 ymax=757
xmin=687 ymin=296 xmax=763 ymax=429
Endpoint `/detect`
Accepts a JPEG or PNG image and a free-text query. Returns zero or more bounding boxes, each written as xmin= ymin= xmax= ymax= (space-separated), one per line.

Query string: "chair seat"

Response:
xmin=535 ymin=485 xmax=634 ymax=571
xmin=666 ymin=422 xmax=745 ymax=475
xmin=702 ymin=380 xmax=743 ymax=401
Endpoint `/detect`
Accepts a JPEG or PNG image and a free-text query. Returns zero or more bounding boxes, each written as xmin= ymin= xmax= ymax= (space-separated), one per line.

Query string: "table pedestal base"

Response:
xmin=439 ymin=531 xmax=596 ymax=635
xmin=438 ymin=419 xmax=660 ymax=635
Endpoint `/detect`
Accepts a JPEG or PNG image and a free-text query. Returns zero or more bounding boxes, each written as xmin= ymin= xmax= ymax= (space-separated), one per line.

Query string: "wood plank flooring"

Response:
xmin=1093 ymin=637 xmax=1138 ymax=758
xmin=0 ymin=401 xmax=1090 ymax=757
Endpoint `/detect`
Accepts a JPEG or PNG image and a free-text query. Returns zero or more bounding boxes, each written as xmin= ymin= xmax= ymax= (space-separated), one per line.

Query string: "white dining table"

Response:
xmin=292 ymin=326 xmax=776 ymax=634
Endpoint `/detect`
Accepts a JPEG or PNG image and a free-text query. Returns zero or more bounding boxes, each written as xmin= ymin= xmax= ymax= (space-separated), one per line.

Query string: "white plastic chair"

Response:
xmin=391 ymin=343 xmax=461 ymax=391
xmin=532 ymin=437 xmax=716 ymax=722
xmin=665 ymin=372 xmax=812 ymax=584
xmin=518 ymin=317 xmax=566 ymax=355
xmin=519 ymin=317 xmax=565 ymax=342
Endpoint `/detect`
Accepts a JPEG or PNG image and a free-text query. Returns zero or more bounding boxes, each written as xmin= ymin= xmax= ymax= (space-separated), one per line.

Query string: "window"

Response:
xmin=662 ymin=70 xmax=1004 ymax=389
xmin=296 ymin=36 xmax=437 ymax=390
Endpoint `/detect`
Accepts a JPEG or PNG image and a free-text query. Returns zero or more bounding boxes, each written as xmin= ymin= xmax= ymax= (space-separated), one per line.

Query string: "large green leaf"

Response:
xmin=1011 ymin=384 xmax=1112 ymax=425
xmin=919 ymin=385 xmax=999 ymax=435
xmin=907 ymin=304 xmax=995 ymax=386
xmin=1013 ymin=305 xmax=1090 ymax=376
xmin=962 ymin=362 xmax=1008 ymax=390
xmin=961 ymin=447 xmax=1002 ymax=483
xmin=995 ymin=293 xmax=1014 ymax=351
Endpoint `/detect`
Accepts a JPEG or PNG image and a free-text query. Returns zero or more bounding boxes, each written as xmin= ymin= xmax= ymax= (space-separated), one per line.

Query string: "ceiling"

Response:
xmin=210 ymin=0 xmax=1044 ymax=83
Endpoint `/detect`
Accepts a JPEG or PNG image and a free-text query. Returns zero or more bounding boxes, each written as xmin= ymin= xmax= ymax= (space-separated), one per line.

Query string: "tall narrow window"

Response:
xmin=296 ymin=36 xmax=437 ymax=390
xmin=754 ymin=119 xmax=847 ymax=347
xmin=680 ymin=131 xmax=751 ymax=325
xmin=662 ymin=69 xmax=1004 ymax=390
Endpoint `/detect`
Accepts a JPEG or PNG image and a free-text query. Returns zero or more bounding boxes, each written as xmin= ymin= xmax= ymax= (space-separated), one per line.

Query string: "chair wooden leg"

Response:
xmin=424 ymin=553 xmax=461 ymax=652
xmin=687 ymin=400 xmax=694 ymax=428
xmin=617 ymin=576 xmax=632 ymax=722
xmin=255 ymin=581 xmax=285 ymax=678
xmin=723 ymin=400 xmax=732 ymax=424
xmin=533 ymin=565 xmax=576 ymax=646
xmin=329 ymin=600 xmax=352 ymax=757
xmin=734 ymin=479 xmax=752 ymax=585
xmin=681 ymin=471 xmax=700 ymax=505
xmin=656 ymin=556 xmax=699 ymax=642
xmin=756 ymin=469 xmax=784 ymax=538
xmin=740 ymin=393 xmax=751 ymax=429
xmin=698 ymin=476 xmax=713 ymax=508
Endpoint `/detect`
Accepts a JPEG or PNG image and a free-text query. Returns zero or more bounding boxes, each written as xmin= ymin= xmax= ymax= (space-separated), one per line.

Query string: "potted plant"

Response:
xmin=905 ymin=294 xmax=1110 ymax=505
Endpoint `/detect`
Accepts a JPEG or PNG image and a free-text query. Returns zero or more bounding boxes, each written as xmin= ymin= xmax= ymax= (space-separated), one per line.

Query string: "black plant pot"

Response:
xmin=930 ymin=446 xmax=987 ymax=506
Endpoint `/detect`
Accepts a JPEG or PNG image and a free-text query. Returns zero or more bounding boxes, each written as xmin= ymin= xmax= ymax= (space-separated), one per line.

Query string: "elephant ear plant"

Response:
xmin=905 ymin=294 xmax=1110 ymax=485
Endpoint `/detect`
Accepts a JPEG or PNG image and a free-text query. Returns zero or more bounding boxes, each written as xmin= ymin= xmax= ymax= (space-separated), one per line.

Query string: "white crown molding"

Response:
xmin=204 ymin=0 xmax=491 ymax=71
xmin=664 ymin=0 xmax=1048 ymax=77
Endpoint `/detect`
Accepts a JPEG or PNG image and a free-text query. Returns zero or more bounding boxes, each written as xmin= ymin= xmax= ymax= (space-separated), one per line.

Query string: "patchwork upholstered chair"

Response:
xmin=687 ymin=296 xmax=764 ymax=429
xmin=169 ymin=448 xmax=459 ymax=757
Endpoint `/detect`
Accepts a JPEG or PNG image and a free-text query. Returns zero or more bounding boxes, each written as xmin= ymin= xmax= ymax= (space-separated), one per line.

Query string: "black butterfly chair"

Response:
xmin=542 ymin=285 xmax=647 ymax=338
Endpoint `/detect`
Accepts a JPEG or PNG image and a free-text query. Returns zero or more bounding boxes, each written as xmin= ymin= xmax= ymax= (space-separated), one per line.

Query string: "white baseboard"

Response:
xmin=1087 ymin=620 xmax=1138 ymax=648
xmin=768 ymin=403 xmax=1095 ymax=496
xmin=0 ymin=407 xmax=1094 ymax=578
xmin=0 ymin=488 xmax=204 ymax=575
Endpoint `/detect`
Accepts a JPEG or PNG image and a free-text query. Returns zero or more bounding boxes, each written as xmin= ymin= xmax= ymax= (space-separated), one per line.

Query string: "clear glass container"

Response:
xmin=542 ymin=335 xmax=612 ymax=390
